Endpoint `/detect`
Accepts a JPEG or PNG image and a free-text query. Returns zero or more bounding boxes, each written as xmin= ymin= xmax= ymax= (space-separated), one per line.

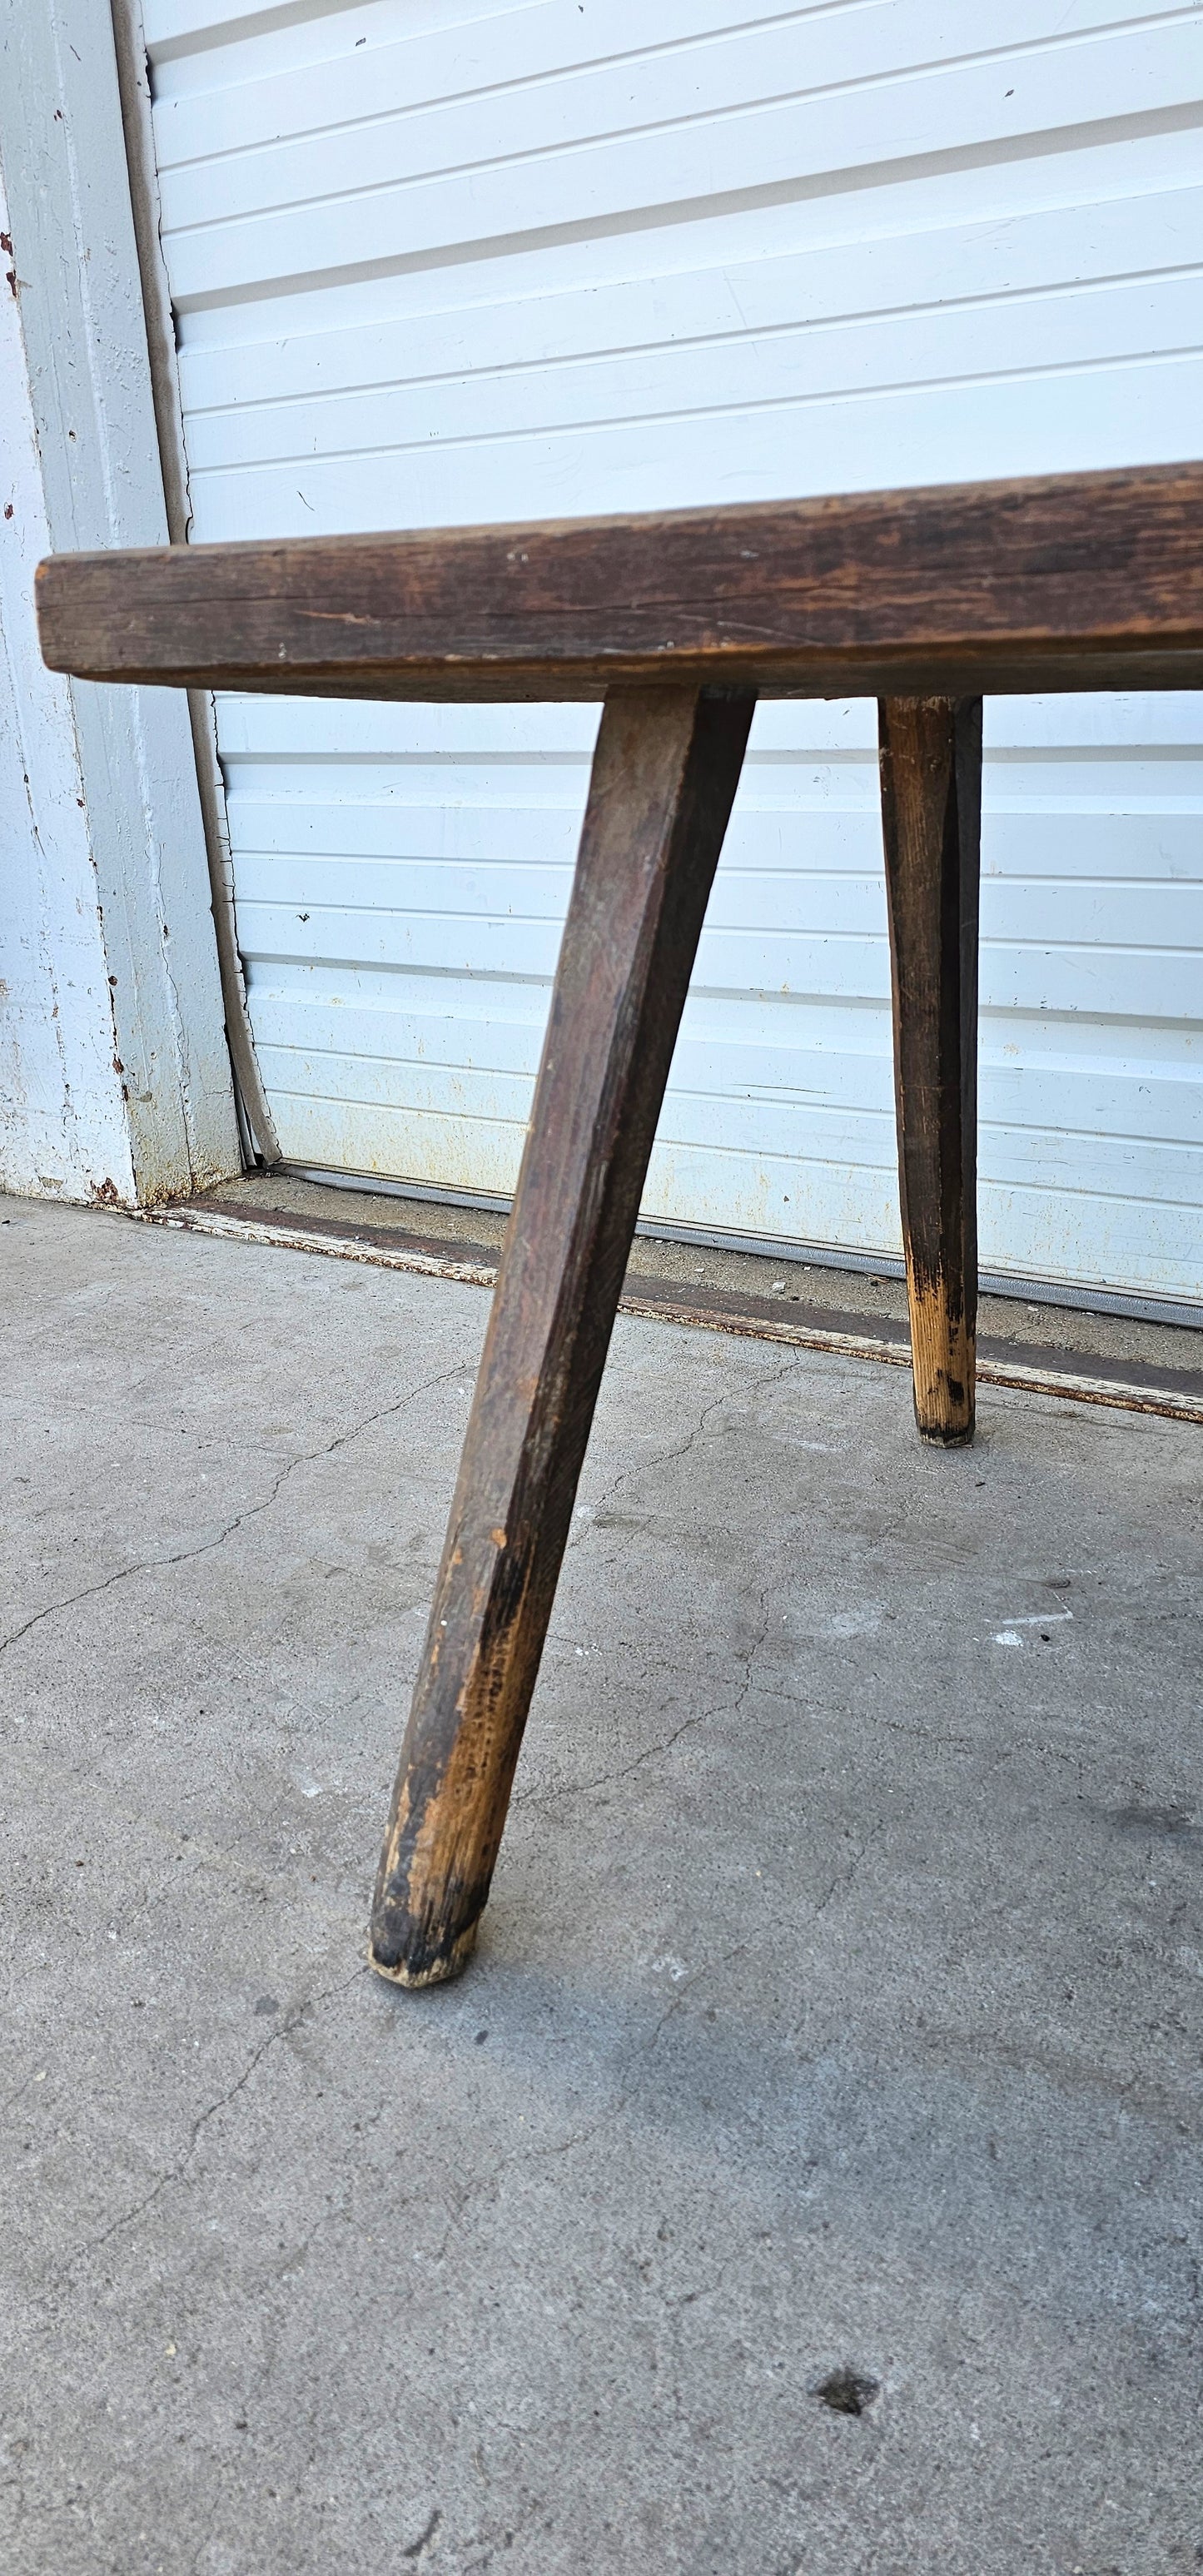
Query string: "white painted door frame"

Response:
xmin=0 ymin=0 xmax=240 ymax=1206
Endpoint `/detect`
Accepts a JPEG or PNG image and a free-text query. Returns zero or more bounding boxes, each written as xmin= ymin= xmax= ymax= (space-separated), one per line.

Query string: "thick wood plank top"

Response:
xmin=37 ymin=464 xmax=1203 ymax=702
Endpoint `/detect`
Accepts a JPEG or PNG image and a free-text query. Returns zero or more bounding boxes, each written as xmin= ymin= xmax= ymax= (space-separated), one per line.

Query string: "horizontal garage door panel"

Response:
xmin=219 ymin=697 xmax=1201 ymax=1299
xmin=142 ymin=0 xmax=1203 ymax=1302
xmin=173 ymin=161 xmax=1203 ymax=413
xmin=153 ymin=12 xmax=1201 ymax=303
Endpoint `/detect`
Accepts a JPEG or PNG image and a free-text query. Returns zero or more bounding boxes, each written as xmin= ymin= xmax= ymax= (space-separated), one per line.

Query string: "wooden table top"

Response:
xmin=37 ymin=461 xmax=1203 ymax=704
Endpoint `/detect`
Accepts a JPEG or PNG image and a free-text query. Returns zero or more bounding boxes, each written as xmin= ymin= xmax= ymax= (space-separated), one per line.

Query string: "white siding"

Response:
xmin=143 ymin=0 xmax=1203 ymax=1301
xmin=0 ymin=152 xmax=135 ymax=1204
xmin=0 ymin=0 xmax=238 ymax=1207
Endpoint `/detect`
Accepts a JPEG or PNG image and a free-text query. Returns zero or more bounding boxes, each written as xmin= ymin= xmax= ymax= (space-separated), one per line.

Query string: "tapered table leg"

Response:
xmin=878 ymin=695 xmax=982 ymax=1445
xmin=370 ymin=686 xmax=753 ymax=1985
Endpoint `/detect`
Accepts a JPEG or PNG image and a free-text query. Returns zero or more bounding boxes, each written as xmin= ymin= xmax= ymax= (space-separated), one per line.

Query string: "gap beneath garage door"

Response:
xmin=145 ymin=1173 xmax=1203 ymax=1427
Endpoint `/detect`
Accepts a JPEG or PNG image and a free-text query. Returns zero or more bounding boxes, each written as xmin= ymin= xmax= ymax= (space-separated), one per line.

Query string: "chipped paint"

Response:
xmin=0 ymin=10 xmax=239 ymax=1206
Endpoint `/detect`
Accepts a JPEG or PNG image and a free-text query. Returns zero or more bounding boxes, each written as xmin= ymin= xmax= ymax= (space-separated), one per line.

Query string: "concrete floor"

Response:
xmin=2 ymin=1194 xmax=1201 ymax=2576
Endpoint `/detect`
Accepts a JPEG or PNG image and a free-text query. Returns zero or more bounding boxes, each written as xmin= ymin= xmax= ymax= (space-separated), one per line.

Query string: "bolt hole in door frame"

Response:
xmin=37 ymin=462 xmax=1203 ymax=1982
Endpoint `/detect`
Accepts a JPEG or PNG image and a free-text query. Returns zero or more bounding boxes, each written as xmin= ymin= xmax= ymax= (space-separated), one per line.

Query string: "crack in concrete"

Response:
xmin=580 ymin=1351 xmax=799 ymax=1541
xmin=515 ymin=1362 xmax=799 ymax=1819
xmin=0 ymin=2067 xmax=46 ymax=2121
xmin=812 ymin=1817 xmax=886 ymax=1919
xmin=0 ymin=1360 xmax=470 ymax=1665
xmin=418 ymin=1940 xmax=755 ymax=2277
xmin=186 ymin=2502 xmax=221 ymax=2576
xmin=519 ymin=1576 xmax=775 ymax=1818
xmin=45 ymin=1962 xmax=367 ymax=2289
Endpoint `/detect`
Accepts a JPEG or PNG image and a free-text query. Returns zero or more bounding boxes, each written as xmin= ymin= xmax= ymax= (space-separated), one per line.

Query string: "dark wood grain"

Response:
xmin=879 ymin=696 xmax=982 ymax=1445
xmin=36 ymin=463 xmax=1203 ymax=703
xmin=370 ymin=685 xmax=754 ymax=1985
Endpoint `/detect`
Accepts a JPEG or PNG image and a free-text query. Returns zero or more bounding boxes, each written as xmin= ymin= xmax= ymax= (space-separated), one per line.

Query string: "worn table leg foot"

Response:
xmin=878 ymin=695 xmax=982 ymax=1446
xmin=370 ymin=1916 xmax=479 ymax=1991
xmin=370 ymin=686 xmax=753 ymax=1986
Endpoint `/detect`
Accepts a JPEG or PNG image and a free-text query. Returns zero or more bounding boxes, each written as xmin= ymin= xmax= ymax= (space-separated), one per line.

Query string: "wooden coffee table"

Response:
xmin=38 ymin=461 xmax=1203 ymax=1986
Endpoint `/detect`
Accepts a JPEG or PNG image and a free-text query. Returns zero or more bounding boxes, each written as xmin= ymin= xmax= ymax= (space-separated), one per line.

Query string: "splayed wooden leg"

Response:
xmin=370 ymin=686 xmax=754 ymax=1984
xmin=879 ymin=695 xmax=982 ymax=1445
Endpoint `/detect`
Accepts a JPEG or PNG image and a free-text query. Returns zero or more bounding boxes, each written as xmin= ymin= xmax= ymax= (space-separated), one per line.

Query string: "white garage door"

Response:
xmin=143 ymin=0 xmax=1203 ymax=1305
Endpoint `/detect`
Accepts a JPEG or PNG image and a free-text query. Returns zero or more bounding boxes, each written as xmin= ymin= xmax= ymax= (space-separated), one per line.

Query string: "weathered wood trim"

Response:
xmin=108 ymin=0 xmax=281 ymax=1169
xmin=370 ymin=686 xmax=753 ymax=1985
xmin=142 ymin=1197 xmax=1203 ymax=1424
